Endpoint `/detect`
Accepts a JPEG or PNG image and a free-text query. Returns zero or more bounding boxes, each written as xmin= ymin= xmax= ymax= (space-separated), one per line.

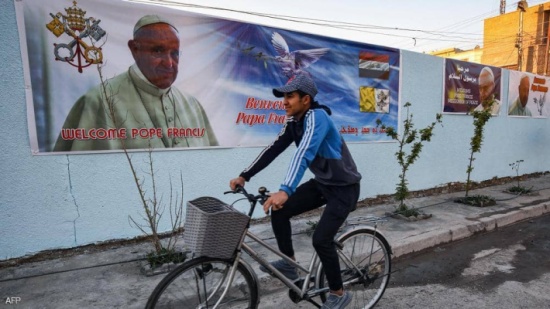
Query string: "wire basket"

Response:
xmin=184 ymin=196 xmax=249 ymax=259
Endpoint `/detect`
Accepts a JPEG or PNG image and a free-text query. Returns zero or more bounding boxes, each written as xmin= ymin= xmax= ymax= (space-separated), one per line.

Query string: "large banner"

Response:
xmin=16 ymin=0 xmax=400 ymax=154
xmin=443 ymin=59 xmax=502 ymax=115
xmin=507 ymin=70 xmax=549 ymax=118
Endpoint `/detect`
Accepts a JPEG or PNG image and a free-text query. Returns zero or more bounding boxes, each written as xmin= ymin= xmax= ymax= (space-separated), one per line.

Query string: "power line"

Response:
xmin=129 ymin=0 xmax=549 ymax=52
xmin=130 ymin=0 xmax=482 ymax=35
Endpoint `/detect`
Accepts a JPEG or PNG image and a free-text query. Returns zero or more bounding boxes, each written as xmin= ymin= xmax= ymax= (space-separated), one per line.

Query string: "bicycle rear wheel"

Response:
xmin=146 ymin=256 xmax=258 ymax=309
xmin=317 ymin=228 xmax=391 ymax=309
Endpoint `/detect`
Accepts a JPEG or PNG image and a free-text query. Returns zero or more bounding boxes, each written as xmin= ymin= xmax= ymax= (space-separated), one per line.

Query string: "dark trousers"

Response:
xmin=271 ymin=179 xmax=360 ymax=291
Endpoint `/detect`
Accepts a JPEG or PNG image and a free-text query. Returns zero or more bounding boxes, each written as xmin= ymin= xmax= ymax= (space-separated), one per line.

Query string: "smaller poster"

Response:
xmin=507 ymin=70 xmax=549 ymax=118
xmin=443 ymin=59 xmax=502 ymax=115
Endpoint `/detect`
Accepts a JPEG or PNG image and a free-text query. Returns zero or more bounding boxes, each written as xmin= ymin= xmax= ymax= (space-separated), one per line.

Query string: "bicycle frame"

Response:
xmin=241 ymin=229 xmax=323 ymax=299
xmin=206 ymin=187 xmax=391 ymax=308
xmin=208 ymin=223 xmax=391 ymax=309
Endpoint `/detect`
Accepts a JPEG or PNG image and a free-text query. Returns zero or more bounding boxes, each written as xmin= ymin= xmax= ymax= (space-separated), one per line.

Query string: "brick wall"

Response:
xmin=483 ymin=3 xmax=550 ymax=74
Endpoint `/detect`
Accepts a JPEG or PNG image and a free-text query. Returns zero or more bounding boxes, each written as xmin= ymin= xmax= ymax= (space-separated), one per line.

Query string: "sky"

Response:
xmin=128 ymin=0 xmax=550 ymax=54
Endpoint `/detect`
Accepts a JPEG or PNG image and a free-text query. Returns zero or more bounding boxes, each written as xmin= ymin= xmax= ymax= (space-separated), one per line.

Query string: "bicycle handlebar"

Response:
xmin=224 ymin=186 xmax=270 ymax=217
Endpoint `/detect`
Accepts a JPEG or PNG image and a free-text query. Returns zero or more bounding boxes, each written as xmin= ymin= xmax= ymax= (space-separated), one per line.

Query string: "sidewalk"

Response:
xmin=1 ymin=175 xmax=550 ymax=309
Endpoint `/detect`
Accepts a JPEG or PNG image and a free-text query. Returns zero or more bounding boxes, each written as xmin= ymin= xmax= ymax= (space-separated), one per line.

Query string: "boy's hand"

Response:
xmin=263 ymin=191 xmax=289 ymax=214
xmin=229 ymin=176 xmax=246 ymax=190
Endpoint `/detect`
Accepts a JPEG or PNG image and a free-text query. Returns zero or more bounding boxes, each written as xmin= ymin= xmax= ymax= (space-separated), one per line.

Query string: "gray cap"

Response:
xmin=273 ymin=73 xmax=318 ymax=99
xmin=133 ymin=15 xmax=178 ymax=35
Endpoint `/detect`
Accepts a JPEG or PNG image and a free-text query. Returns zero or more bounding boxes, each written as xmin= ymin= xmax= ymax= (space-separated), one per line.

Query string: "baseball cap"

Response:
xmin=273 ymin=73 xmax=318 ymax=99
xmin=133 ymin=15 xmax=178 ymax=35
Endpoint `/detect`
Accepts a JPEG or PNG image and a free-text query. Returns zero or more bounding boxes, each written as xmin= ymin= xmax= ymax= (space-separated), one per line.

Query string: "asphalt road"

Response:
xmin=377 ymin=213 xmax=550 ymax=309
xmin=259 ymin=214 xmax=550 ymax=308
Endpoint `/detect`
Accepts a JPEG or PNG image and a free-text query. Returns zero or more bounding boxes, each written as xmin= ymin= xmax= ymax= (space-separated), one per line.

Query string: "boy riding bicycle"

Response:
xmin=229 ymin=72 xmax=361 ymax=309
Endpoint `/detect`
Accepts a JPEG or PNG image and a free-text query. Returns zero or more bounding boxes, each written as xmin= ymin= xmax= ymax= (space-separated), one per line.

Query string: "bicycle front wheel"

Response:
xmin=317 ymin=228 xmax=392 ymax=309
xmin=146 ymin=256 xmax=258 ymax=309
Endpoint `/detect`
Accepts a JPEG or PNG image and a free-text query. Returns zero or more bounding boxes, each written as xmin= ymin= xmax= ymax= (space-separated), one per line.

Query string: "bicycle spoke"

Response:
xmin=318 ymin=229 xmax=391 ymax=309
xmin=146 ymin=258 xmax=257 ymax=309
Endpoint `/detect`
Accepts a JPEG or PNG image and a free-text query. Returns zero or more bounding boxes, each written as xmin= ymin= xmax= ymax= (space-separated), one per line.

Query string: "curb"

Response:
xmin=391 ymin=203 xmax=550 ymax=259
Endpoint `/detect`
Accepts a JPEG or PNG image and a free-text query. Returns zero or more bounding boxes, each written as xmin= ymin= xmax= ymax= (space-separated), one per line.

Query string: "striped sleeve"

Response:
xmin=280 ymin=110 xmax=329 ymax=196
xmin=240 ymin=121 xmax=293 ymax=181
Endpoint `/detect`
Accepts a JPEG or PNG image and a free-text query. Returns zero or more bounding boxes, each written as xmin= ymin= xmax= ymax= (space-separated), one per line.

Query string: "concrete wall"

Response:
xmin=2 ymin=1 xmax=550 ymax=260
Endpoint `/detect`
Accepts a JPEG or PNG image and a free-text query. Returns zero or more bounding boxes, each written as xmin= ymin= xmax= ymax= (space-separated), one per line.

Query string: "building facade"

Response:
xmin=430 ymin=46 xmax=483 ymax=64
xmin=432 ymin=1 xmax=550 ymax=75
xmin=483 ymin=1 xmax=550 ymax=74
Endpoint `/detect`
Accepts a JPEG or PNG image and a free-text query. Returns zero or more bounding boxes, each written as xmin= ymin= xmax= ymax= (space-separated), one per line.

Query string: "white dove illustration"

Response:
xmin=271 ymin=32 xmax=329 ymax=77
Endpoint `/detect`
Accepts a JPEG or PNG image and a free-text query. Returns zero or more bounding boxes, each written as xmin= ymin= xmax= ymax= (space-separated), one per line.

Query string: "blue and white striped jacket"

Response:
xmin=240 ymin=107 xmax=362 ymax=196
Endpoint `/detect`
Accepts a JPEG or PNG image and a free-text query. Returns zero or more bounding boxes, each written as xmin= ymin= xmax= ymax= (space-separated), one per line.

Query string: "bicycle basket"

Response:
xmin=184 ymin=196 xmax=249 ymax=259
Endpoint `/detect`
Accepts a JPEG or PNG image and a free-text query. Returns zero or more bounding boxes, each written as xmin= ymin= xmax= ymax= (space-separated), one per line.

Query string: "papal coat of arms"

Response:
xmin=46 ymin=1 xmax=106 ymax=72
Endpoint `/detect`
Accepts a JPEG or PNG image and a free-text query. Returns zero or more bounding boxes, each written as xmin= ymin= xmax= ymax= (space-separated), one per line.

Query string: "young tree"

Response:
xmin=508 ymin=159 xmax=532 ymax=194
xmin=464 ymin=108 xmax=492 ymax=197
xmin=377 ymin=102 xmax=442 ymax=216
xmin=96 ymin=63 xmax=185 ymax=266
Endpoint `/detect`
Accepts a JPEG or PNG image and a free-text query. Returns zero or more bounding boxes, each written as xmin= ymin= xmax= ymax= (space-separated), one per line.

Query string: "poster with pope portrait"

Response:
xmin=443 ymin=59 xmax=502 ymax=115
xmin=15 ymin=0 xmax=401 ymax=154
xmin=507 ymin=70 xmax=550 ymax=118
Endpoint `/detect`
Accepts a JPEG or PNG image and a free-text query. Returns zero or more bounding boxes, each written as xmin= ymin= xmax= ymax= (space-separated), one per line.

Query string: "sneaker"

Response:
xmin=259 ymin=259 xmax=299 ymax=280
xmin=320 ymin=291 xmax=352 ymax=309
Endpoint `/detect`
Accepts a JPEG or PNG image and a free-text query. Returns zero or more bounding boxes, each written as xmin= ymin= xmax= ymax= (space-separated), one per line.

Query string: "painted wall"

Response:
xmin=2 ymin=1 xmax=549 ymax=260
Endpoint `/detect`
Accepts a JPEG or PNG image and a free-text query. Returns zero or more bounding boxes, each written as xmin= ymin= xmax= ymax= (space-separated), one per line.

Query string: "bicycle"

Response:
xmin=146 ymin=186 xmax=392 ymax=308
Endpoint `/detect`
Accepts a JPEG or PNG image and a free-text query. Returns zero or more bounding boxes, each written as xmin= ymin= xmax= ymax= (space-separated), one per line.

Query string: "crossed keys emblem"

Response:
xmin=46 ymin=1 xmax=106 ymax=73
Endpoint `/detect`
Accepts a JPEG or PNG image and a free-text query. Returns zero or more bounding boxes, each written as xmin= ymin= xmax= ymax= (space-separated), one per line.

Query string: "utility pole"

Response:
xmin=500 ymin=0 xmax=506 ymax=15
xmin=516 ymin=1 xmax=528 ymax=71
xmin=546 ymin=12 xmax=550 ymax=75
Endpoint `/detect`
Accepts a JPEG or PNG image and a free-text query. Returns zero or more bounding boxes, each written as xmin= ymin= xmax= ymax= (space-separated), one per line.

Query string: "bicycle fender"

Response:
xmin=340 ymin=225 xmax=392 ymax=255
